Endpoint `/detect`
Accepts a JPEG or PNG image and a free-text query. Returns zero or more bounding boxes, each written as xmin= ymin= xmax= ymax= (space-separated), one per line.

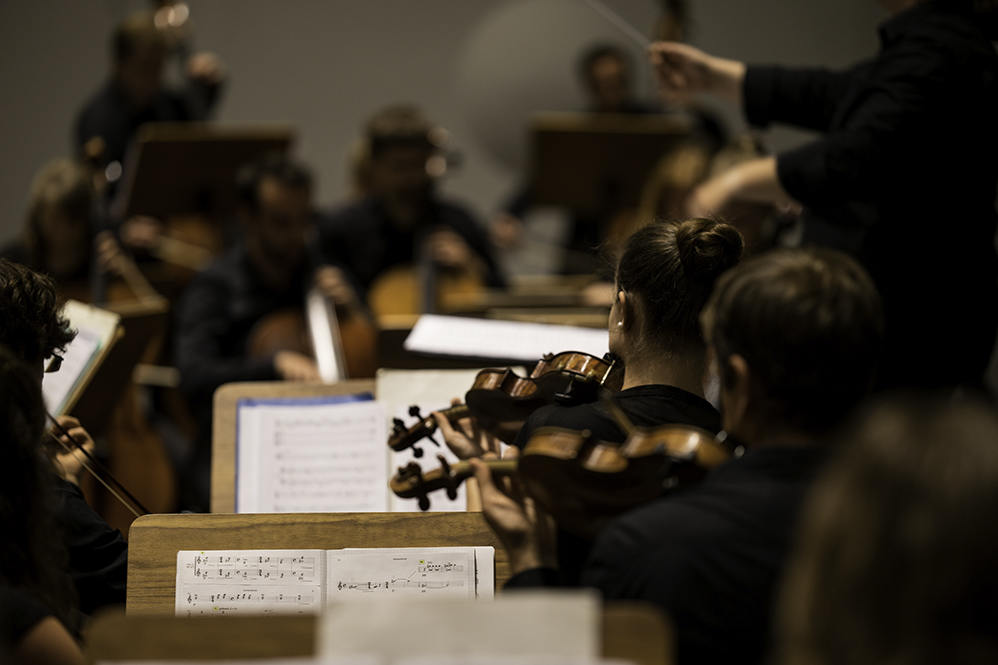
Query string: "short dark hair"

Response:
xmin=111 ymin=11 xmax=165 ymax=65
xmin=0 ymin=259 xmax=76 ymax=367
xmin=25 ymin=158 xmax=95 ymax=270
xmin=776 ymin=396 xmax=998 ymax=665
xmin=700 ymin=248 xmax=883 ymax=433
xmin=235 ymin=153 xmax=313 ymax=214
xmin=616 ymin=218 xmax=743 ymax=352
xmin=364 ymin=105 xmax=435 ymax=160
xmin=578 ymin=43 xmax=631 ymax=87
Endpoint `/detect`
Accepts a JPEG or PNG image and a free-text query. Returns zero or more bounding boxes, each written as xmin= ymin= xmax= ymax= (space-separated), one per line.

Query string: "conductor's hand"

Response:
xmin=274 ymin=351 xmax=321 ymax=382
xmin=648 ymin=42 xmax=745 ymax=104
xmin=52 ymin=416 xmax=96 ymax=486
xmin=432 ymin=398 xmax=501 ymax=460
xmin=472 ymin=447 xmax=557 ymax=575
xmin=314 ymin=265 xmax=360 ymax=308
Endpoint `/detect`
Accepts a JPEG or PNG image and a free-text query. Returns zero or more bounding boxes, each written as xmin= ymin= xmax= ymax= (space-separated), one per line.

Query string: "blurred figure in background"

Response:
xmin=776 ymin=397 xmax=998 ymax=665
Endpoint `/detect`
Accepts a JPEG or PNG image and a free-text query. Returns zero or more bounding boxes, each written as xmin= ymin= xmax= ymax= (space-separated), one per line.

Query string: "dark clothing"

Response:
xmin=75 ymin=79 xmax=220 ymax=168
xmin=0 ymin=587 xmax=52 ymax=657
xmin=507 ymin=445 xmax=827 ymax=665
xmin=513 ymin=384 xmax=721 ymax=449
xmin=320 ymin=196 xmax=505 ymax=295
xmin=512 ymin=384 xmax=721 ymax=584
xmin=53 ymin=476 xmax=128 ymax=615
xmin=744 ymin=3 xmax=998 ymax=390
xmin=174 ymin=243 xmax=310 ymax=509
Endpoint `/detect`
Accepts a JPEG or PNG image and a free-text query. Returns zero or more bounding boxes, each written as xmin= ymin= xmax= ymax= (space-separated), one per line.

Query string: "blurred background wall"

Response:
xmin=0 ymin=0 xmax=885 ymax=243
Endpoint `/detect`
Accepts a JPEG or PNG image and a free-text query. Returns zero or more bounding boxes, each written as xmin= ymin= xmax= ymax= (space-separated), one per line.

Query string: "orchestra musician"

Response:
xmin=0 ymin=345 xmax=85 ymax=665
xmin=175 ymin=153 xmax=369 ymax=510
xmin=650 ymin=0 xmax=998 ymax=392
xmin=0 ymin=259 xmax=128 ymax=619
xmin=473 ymin=248 xmax=885 ymax=665
xmin=320 ymin=105 xmax=505 ymax=315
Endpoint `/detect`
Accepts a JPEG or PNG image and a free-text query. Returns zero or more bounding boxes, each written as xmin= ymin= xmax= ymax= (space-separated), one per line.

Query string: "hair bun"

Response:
xmin=675 ymin=218 xmax=744 ymax=279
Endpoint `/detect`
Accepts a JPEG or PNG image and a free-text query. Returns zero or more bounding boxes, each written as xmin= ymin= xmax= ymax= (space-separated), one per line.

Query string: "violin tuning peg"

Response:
xmin=391 ymin=417 xmax=406 ymax=433
xmin=446 ymin=486 xmax=458 ymax=501
xmin=417 ymin=494 xmax=430 ymax=511
xmin=408 ymin=405 xmax=423 ymax=418
xmin=413 ymin=446 xmax=424 ymax=458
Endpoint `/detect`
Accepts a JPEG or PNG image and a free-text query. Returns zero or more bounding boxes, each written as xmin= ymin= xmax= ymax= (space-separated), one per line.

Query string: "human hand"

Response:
xmin=51 ymin=416 xmax=95 ymax=486
xmin=314 ymin=265 xmax=359 ymax=308
xmin=432 ymin=399 xmax=501 ymax=460
xmin=685 ymin=172 xmax=738 ymax=218
xmin=274 ymin=350 xmax=321 ymax=382
xmin=119 ymin=216 xmax=164 ymax=251
xmin=648 ymin=41 xmax=745 ymax=104
xmin=489 ymin=212 xmax=525 ymax=250
xmin=428 ymin=229 xmax=479 ymax=272
xmin=472 ymin=447 xmax=557 ymax=575
xmin=187 ymin=51 xmax=226 ymax=86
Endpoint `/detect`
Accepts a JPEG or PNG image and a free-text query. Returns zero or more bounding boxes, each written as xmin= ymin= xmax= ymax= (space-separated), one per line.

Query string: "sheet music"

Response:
xmin=404 ymin=315 xmax=608 ymax=362
xmin=176 ymin=550 xmax=325 ymax=616
xmin=326 ymin=548 xmax=479 ymax=599
xmin=236 ymin=397 xmax=387 ymax=513
xmin=42 ymin=299 xmax=120 ymax=414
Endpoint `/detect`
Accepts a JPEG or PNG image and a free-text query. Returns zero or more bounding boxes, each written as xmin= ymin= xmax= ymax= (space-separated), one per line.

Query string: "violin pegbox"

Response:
xmin=436 ymin=454 xmax=459 ymax=501
xmin=394 ymin=461 xmax=432 ymax=511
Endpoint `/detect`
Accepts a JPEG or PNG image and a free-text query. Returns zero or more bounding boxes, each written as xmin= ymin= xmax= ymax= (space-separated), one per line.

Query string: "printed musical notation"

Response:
xmin=327 ymin=550 xmax=475 ymax=598
xmin=184 ymin=552 xmax=318 ymax=583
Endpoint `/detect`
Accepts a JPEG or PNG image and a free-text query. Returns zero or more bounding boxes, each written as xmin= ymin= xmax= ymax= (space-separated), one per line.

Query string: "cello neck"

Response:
xmin=305 ymin=285 xmax=348 ymax=383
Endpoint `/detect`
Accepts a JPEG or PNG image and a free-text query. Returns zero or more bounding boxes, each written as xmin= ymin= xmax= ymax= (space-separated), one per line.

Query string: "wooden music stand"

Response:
xmin=114 ymin=123 xmax=295 ymax=220
xmin=72 ymin=297 xmax=170 ymax=436
xmin=530 ymin=111 xmax=693 ymax=215
xmin=87 ymin=603 xmax=672 ymax=665
xmin=126 ymin=512 xmax=510 ymax=614
xmin=211 ymin=380 xmax=376 ymax=513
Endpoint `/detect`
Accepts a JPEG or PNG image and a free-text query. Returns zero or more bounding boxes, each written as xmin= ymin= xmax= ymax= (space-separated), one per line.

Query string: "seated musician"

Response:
xmin=0 ymin=158 xmax=154 ymax=302
xmin=175 ymin=154 xmax=367 ymax=509
xmin=474 ymin=248 xmax=884 ymax=665
xmin=0 ymin=345 xmax=85 ymax=665
xmin=321 ymin=105 xmax=505 ymax=314
xmin=75 ymin=10 xmax=225 ymax=172
xmin=0 ymin=258 xmax=128 ymax=618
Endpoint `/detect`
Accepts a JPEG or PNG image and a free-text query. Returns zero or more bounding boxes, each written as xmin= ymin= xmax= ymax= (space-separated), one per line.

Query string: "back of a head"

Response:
xmin=700 ymin=248 xmax=884 ymax=434
xmin=776 ymin=397 xmax=998 ymax=665
xmin=112 ymin=11 xmax=165 ymax=65
xmin=25 ymin=159 xmax=95 ymax=261
xmin=0 ymin=259 xmax=75 ymax=368
xmin=616 ymin=218 xmax=743 ymax=353
xmin=365 ymin=105 xmax=435 ymax=160
xmin=236 ymin=153 xmax=313 ymax=215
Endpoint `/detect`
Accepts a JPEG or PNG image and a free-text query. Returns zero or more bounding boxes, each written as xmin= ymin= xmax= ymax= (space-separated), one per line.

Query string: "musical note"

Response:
xmin=327 ymin=550 xmax=475 ymax=598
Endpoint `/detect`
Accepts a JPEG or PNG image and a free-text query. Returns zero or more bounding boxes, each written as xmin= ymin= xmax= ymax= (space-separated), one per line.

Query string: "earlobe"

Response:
xmin=721 ymin=353 xmax=752 ymax=433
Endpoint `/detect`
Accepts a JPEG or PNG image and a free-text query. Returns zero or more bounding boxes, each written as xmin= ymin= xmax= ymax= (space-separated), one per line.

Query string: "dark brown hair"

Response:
xmin=700 ymin=248 xmax=883 ymax=433
xmin=24 ymin=158 xmax=95 ymax=272
xmin=616 ymin=218 xmax=743 ymax=352
xmin=0 ymin=259 xmax=76 ymax=367
xmin=365 ymin=105 xmax=435 ymax=159
xmin=775 ymin=396 xmax=998 ymax=665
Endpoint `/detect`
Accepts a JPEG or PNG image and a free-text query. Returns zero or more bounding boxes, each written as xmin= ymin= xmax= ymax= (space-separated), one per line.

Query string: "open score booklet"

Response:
xmin=176 ymin=547 xmax=494 ymax=616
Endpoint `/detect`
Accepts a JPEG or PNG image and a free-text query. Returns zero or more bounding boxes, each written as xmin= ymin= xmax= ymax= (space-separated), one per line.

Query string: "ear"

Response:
xmin=615 ymin=290 xmax=631 ymax=330
xmin=720 ymin=353 xmax=752 ymax=435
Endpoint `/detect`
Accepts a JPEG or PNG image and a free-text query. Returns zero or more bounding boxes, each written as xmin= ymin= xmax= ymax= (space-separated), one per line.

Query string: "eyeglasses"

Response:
xmin=45 ymin=354 xmax=64 ymax=374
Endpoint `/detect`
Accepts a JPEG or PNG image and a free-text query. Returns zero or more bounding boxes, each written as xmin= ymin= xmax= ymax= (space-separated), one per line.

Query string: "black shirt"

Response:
xmin=75 ymin=79 xmax=220 ymax=168
xmin=512 ymin=384 xmax=721 ymax=449
xmin=320 ymin=196 xmax=506 ymax=294
xmin=508 ymin=445 xmax=827 ymax=665
xmin=0 ymin=587 xmax=52 ymax=658
xmin=53 ymin=476 xmax=128 ymax=615
xmin=743 ymin=3 xmax=998 ymax=389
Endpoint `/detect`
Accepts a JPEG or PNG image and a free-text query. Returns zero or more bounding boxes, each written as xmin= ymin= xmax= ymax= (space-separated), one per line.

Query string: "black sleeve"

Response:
xmin=0 ymin=588 xmax=52 ymax=654
xmin=175 ymin=272 xmax=277 ymax=402
xmin=503 ymin=567 xmax=562 ymax=589
xmin=772 ymin=44 xmax=950 ymax=207
xmin=743 ymin=64 xmax=858 ymax=132
xmin=53 ymin=478 xmax=128 ymax=615
xmin=179 ymin=79 xmax=224 ymax=121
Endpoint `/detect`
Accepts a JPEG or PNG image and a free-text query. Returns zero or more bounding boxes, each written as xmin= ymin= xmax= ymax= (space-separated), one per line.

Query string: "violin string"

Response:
xmin=583 ymin=0 xmax=652 ymax=50
xmin=47 ymin=414 xmax=150 ymax=516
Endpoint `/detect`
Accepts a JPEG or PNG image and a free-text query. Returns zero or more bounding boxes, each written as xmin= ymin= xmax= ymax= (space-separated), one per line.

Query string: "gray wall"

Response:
xmin=0 ymin=0 xmax=886 ymax=243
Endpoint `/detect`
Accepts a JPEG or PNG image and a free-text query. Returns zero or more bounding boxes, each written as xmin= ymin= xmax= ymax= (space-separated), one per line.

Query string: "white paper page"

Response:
xmin=404 ymin=315 xmax=608 ymax=362
xmin=175 ymin=550 xmax=325 ymax=616
xmin=377 ymin=369 xmax=488 ymax=512
xmin=339 ymin=547 xmax=494 ymax=599
xmin=236 ymin=398 xmax=387 ymax=513
xmin=319 ymin=591 xmax=600 ymax=660
xmin=325 ymin=548 xmax=476 ymax=599
xmin=42 ymin=327 xmax=100 ymax=414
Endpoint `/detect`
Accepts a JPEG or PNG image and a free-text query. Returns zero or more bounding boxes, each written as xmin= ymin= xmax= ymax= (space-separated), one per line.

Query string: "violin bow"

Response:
xmin=46 ymin=413 xmax=150 ymax=518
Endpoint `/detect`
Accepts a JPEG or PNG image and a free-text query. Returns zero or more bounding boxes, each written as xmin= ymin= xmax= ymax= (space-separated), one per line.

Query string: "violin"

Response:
xmin=390 ymin=399 xmax=738 ymax=537
xmin=387 ymin=351 xmax=623 ymax=456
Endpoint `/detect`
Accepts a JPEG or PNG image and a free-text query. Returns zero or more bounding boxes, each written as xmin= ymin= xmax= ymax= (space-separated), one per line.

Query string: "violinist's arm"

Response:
xmin=471 ymin=451 xmax=557 ymax=578
xmin=51 ymin=415 xmax=96 ymax=486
